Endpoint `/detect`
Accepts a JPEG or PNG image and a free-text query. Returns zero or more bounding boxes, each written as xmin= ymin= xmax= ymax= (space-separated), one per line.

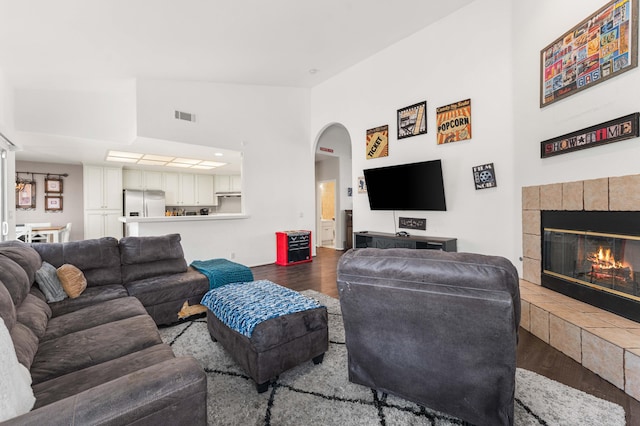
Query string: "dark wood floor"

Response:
xmin=252 ymin=247 xmax=640 ymax=424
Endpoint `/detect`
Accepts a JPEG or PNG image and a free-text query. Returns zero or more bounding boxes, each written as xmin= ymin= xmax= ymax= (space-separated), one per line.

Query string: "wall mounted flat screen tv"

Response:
xmin=363 ymin=160 xmax=446 ymax=211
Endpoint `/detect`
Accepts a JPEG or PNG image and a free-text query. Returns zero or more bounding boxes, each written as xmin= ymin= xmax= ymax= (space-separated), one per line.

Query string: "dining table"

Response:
xmin=28 ymin=225 xmax=66 ymax=243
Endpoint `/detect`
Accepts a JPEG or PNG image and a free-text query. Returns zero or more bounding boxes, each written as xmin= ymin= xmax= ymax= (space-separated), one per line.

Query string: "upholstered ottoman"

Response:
xmin=201 ymin=280 xmax=328 ymax=392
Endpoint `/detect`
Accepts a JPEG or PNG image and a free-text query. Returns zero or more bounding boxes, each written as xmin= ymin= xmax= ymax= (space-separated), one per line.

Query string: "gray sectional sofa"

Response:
xmin=0 ymin=233 xmax=210 ymax=425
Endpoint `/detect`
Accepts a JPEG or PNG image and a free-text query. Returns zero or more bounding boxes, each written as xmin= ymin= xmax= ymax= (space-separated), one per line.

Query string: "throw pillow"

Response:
xmin=34 ymin=261 xmax=67 ymax=303
xmin=0 ymin=317 xmax=35 ymax=421
xmin=57 ymin=264 xmax=87 ymax=298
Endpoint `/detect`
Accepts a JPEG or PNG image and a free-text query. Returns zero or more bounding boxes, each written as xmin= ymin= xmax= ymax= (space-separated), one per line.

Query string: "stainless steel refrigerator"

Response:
xmin=123 ymin=189 xmax=166 ymax=218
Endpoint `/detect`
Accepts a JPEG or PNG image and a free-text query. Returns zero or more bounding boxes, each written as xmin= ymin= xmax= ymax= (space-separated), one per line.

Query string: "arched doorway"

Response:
xmin=314 ymin=123 xmax=352 ymax=250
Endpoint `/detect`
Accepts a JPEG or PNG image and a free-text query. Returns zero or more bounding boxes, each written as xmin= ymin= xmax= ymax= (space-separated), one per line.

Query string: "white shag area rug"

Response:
xmin=159 ymin=290 xmax=626 ymax=425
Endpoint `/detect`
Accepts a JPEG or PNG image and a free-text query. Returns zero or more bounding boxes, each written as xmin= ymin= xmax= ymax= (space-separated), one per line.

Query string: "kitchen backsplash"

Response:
xmin=166 ymin=196 xmax=241 ymax=215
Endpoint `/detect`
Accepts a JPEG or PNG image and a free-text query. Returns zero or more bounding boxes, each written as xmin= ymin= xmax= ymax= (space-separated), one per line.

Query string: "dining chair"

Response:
xmin=15 ymin=225 xmax=26 ymax=242
xmin=61 ymin=222 xmax=72 ymax=243
xmin=25 ymin=222 xmax=52 ymax=243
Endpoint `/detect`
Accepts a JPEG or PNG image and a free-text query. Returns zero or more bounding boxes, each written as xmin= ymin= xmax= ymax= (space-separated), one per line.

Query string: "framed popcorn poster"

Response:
xmin=366 ymin=125 xmax=389 ymax=159
xmin=436 ymin=99 xmax=472 ymax=145
xmin=540 ymin=0 xmax=638 ymax=107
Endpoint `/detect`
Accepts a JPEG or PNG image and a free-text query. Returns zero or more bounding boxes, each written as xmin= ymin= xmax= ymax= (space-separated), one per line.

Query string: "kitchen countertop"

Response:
xmin=119 ymin=213 xmax=248 ymax=223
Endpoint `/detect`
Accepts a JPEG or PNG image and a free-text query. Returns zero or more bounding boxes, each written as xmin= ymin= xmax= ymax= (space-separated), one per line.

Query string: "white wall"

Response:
xmin=136 ymin=79 xmax=313 ymax=266
xmin=13 ymin=79 xmax=137 ymax=143
xmin=512 ymin=0 xmax=640 ymax=266
xmin=0 ymin=68 xmax=14 ymax=132
xmin=513 ymin=0 xmax=640 ymax=186
xmin=311 ymin=0 xmax=518 ymax=265
xmin=14 ymin=161 xmax=84 ymax=241
xmin=311 ymin=0 xmax=640 ymax=275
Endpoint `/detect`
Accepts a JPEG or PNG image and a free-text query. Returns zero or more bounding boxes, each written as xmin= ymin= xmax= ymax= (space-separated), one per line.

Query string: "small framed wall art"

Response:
xmin=436 ymin=99 xmax=472 ymax=144
xmin=397 ymin=101 xmax=427 ymax=139
xmin=45 ymin=178 xmax=63 ymax=193
xmin=357 ymin=176 xmax=367 ymax=194
xmin=45 ymin=196 xmax=63 ymax=212
xmin=472 ymin=163 xmax=497 ymax=190
xmin=16 ymin=182 xmax=36 ymax=209
xmin=366 ymin=125 xmax=389 ymax=159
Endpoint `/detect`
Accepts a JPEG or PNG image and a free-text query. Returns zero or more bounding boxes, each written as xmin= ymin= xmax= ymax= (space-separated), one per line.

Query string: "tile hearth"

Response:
xmin=521 ymin=174 xmax=640 ymax=401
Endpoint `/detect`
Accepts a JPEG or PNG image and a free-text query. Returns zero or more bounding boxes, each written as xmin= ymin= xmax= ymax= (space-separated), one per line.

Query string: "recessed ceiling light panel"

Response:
xmin=137 ymin=159 xmax=168 ymax=166
xmin=104 ymin=149 xmax=227 ymax=170
xmin=106 ymin=156 xmax=138 ymax=163
xmin=172 ymin=158 xmax=200 ymax=165
xmin=107 ymin=150 xmax=143 ymax=159
xmin=199 ymin=161 xmax=227 ymax=167
xmin=143 ymin=154 xmax=175 ymax=162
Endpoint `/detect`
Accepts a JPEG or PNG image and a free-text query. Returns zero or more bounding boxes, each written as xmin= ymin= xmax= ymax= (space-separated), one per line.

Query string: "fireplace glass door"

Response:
xmin=543 ymin=228 xmax=640 ymax=300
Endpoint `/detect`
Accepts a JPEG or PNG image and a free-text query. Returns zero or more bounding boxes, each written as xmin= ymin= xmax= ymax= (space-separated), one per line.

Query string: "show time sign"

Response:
xmin=540 ymin=112 xmax=640 ymax=158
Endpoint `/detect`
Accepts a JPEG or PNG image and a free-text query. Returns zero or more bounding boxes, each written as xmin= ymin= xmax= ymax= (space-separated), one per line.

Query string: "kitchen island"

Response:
xmin=119 ymin=214 xmax=250 ymax=264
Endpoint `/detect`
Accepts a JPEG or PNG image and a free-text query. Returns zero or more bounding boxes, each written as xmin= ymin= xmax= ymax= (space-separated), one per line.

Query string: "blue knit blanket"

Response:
xmin=190 ymin=259 xmax=254 ymax=290
xmin=200 ymin=280 xmax=322 ymax=337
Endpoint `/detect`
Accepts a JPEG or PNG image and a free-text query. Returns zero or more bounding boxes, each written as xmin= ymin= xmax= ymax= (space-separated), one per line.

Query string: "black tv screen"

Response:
xmin=363 ymin=160 xmax=446 ymax=211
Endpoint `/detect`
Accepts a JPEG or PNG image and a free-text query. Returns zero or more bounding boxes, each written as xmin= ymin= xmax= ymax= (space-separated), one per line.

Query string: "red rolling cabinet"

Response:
xmin=276 ymin=230 xmax=312 ymax=266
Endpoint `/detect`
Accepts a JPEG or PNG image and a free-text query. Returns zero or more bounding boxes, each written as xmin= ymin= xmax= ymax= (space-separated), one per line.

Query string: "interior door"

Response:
xmin=318 ymin=180 xmax=336 ymax=248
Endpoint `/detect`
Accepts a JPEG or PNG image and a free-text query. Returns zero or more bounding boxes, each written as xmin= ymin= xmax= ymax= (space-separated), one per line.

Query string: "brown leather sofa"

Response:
xmin=337 ymin=248 xmax=520 ymax=426
xmin=0 ymin=235 xmax=208 ymax=425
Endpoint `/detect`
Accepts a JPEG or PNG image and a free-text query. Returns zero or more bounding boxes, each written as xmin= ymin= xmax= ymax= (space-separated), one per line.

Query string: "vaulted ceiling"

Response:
xmin=0 ymin=0 xmax=475 ymax=166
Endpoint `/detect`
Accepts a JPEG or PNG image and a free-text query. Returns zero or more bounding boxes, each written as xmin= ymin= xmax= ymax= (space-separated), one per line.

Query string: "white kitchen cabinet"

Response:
xmin=195 ymin=174 xmax=215 ymax=205
xmin=144 ymin=171 xmax=163 ymax=190
xmin=84 ymin=165 xmax=123 ymax=239
xmin=230 ymin=175 xmax=242 ymax=192
xmin=123 ymin=169 xmax=163 ymax=190
xmin=214 ymin=175 xmax=229 ymax=193
xmin=163 ymin=172 xmax=216 ymax=206
xmin=215 ymin=175 xmax=241 ymax=193
xmin=179 ymin=173 xmax=196 ymax=205
xmin=123 ymin=169 xmax=143 ymax=189
xmin=162 ymin=172 xmax=180 ymax=205
xmin=84 ymin=211 xmax=122 ymax=240
xmin=85 ymin=166 xmax=122 ymax=210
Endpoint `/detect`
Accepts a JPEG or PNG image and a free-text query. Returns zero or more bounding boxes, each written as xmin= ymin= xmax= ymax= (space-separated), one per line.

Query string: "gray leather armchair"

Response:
xmin=337 ymin=248 xmax=520 ymax=426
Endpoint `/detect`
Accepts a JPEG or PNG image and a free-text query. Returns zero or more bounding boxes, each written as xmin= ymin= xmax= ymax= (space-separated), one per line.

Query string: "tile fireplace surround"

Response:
xmin=521 ymin=174 xmax=640 ymax=401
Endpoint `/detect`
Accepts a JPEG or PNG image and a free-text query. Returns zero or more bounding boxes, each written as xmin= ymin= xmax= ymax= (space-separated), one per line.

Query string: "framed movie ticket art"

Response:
xmin=397 ymin=101 xmax=427 ymax=139
xmin=540 ymin=0 xmax=638 ymax=108
xmin=366 ymin=125 xmax=389 ymax=159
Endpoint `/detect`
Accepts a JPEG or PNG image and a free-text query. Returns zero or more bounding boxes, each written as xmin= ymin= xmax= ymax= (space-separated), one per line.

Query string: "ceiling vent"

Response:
xmin=174 ymin=110 xmax=196 ymax=122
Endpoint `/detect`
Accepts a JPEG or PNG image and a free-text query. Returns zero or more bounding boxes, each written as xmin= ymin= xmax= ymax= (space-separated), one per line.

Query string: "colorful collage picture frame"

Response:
xmin=540 ymin=0 xmax=638 ymax=107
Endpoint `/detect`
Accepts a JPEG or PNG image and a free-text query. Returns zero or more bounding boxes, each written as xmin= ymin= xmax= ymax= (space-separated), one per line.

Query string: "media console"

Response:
xmin=354 ymin=231 xmax=457 ymax=252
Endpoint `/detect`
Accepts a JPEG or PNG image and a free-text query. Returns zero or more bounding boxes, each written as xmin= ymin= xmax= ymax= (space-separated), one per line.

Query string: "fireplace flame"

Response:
xmin=587 ymin=246 xmax=633 ymax=282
